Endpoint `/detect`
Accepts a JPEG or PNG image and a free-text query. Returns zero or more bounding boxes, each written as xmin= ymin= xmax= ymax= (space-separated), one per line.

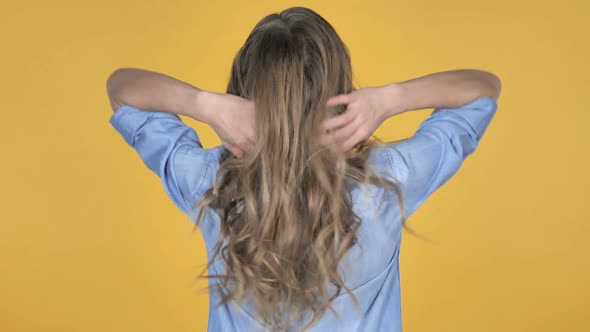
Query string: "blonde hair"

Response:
xmin=189 ymin=6 xmax=407 ymax=331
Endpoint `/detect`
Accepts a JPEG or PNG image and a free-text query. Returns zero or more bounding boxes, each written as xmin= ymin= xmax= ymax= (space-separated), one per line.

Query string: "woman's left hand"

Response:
xmin=202 ymin=91 xmax=256 ymax=158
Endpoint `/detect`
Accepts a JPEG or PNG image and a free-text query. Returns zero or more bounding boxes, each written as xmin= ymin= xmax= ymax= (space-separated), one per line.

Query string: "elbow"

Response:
xmin=106 ymin=68 xmax=133 ymax=109
xmin=106 ymin=68 xmax=127 ymax=96
xmin=489 ymin=73 xmax=502 ymax=100
xmin=480 ymin=70 xmax=502 ymax=100
xmin=106 ymin=68 xmax=129 ymax=111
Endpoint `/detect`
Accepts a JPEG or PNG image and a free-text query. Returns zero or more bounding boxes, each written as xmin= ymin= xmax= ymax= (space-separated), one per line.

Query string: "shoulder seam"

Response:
xmin=130 ymin=112 xmax=156 ymax=147
xmin=190 ymin=147 xmax=213 ymax=200
xmin=169 ymin=144 xmax=194 ymax=212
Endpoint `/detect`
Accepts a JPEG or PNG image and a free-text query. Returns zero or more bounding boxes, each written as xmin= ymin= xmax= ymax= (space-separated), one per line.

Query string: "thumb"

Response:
xmin=225 ymin=143 xmax=243 ymax=158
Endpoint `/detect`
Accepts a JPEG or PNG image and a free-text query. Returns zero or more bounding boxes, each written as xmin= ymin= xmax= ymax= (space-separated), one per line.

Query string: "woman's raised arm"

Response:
xmin=382 ymin=69 xmax=502 ymax=118
xmin=106 ymin=67 xmax=214 ymax=123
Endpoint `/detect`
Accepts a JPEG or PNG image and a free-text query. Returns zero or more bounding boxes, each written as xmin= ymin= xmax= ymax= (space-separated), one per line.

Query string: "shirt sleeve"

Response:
xmin=109 ymin=104 xmax=211 ymax=216
xmin=383 ymin=96 xmax=498 ymax=218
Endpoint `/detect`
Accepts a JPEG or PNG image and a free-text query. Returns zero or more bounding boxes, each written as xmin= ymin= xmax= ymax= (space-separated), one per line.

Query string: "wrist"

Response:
xmin=192 ymin=89 xmax=217 ymax=125
xmin=379 ymin=83 xmax=407 ymax=119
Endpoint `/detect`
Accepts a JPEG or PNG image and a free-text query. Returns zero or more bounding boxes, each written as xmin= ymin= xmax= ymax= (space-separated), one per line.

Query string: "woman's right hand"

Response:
xmin=319 ymin=84 xmax=404 ymax=152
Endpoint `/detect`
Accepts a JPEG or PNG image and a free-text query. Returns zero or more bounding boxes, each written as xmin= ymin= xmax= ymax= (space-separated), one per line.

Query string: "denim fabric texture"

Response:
xmin=110 ymin=97 xmax=498 ymax=331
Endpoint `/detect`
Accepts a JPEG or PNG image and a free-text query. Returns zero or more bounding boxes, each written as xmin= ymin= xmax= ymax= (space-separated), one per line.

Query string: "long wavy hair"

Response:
xmin=189 ymin=7 xmax=407 ymax=331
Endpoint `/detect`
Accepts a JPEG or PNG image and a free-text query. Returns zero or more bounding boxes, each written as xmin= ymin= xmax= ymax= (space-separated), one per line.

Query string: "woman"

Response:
xmin=107 ymin=6 xmax=501 ymax=332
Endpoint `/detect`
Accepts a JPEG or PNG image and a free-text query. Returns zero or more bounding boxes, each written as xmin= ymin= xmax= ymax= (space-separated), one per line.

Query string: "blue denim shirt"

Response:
xmin=110 ymin=96 xmax=497 ymax=331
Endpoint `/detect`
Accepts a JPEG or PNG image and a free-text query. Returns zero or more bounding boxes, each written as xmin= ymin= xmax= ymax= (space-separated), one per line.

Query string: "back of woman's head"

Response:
xmin=190 ymin=6 xmax=405 ymax=331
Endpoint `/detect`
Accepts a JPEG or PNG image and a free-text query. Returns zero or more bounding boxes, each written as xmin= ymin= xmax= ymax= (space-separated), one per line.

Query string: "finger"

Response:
xmin=240 ymin=132 xmax=254 ymax=146
xmin=247 ymin=131 xmax=257 ymax=145
xmin=237 ymin=141 xmax=253 ymax=156
xmin=244 ymin=143 xmax=255 ymax=155
xmin=246 ymin=121 xmax=257 ymax=144
xmin=340 ymin=129 xmax=367 ymax=152
xmin=225 ymin=143 xmax=243 ymax=158
xmin=319 ymin=118 xmax=360 ymax=147
xmin=320 ymin=110 xmax=357 ymax=132
xmin=329 ymin=118 xmax=361 ymax=143
xmin=326 ymin=94 xmax=351 ymax=107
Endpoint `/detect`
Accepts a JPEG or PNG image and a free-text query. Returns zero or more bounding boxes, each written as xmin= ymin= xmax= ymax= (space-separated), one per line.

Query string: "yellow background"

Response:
xmin=1 ymin=0 xmax=588 ymax=331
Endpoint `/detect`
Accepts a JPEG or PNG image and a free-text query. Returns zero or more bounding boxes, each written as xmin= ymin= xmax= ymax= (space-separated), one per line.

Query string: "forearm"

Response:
xmin=382 ymin=69 xmax=502 ymax=118
xmin=106 ymin=68 xmax=214 ymax=124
